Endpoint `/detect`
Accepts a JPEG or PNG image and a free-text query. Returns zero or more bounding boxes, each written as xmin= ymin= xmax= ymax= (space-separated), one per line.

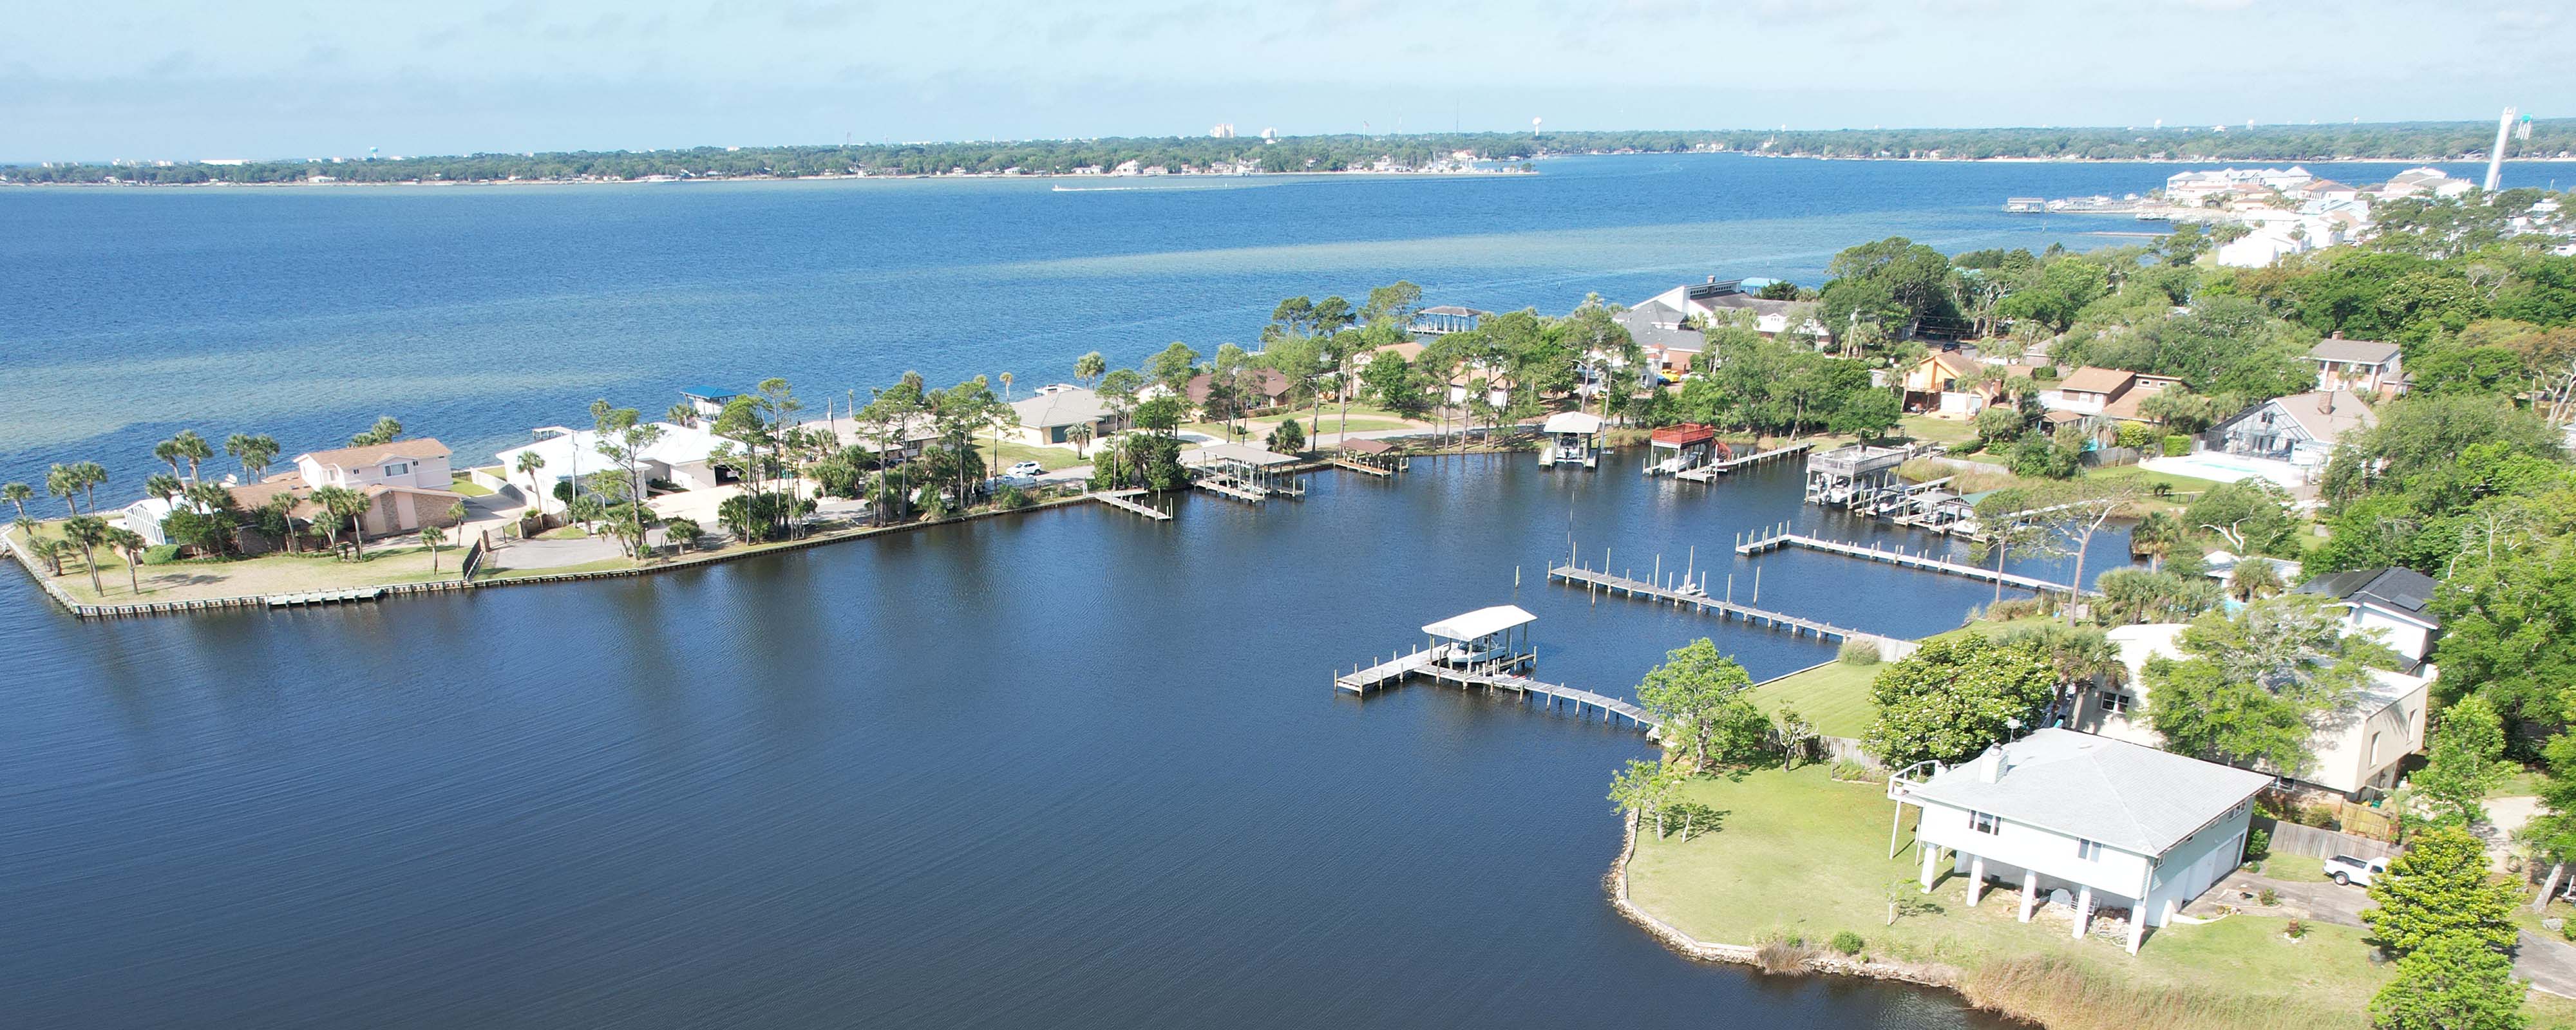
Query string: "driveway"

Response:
xmin=2192 ymin=869 xmax=2576 ymax=997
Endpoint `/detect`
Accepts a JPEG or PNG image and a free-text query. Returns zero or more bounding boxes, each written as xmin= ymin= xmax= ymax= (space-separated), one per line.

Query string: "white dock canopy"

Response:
xmin=1541 ymin=411 xmax=1604 ymax=435
xmin=1422 ymin=604 xmax=1537 ymax=642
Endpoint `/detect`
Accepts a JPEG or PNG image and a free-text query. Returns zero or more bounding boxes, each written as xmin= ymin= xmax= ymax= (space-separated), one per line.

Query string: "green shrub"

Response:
xmin=142 ymin=544 xmax=182 ymax=565
xmin=2162 ymin=435 xmax=2192 ymax=457
xmin=2285 ymin=918 xmax=2306 ymax=939
xmin=1837 ymin=639 xmax=1882 ymax=666
xmin=2260 ymin=888 xmax=2279 ymax=906
xmin=2031 ymin=364 xmax=2060 ymax=380
xmin=1830 ymin=930 xmax=1865 ymax=955
xmin=992 ymin=485 xmax=1031 ymax=510
xmin=2562 ymin=919 xmax=2575 ymax=942
xmin=2113 ymin=421 xmax=2157 ymax=450
xmin=2246 ymin=827 xmax=2271 ymax=861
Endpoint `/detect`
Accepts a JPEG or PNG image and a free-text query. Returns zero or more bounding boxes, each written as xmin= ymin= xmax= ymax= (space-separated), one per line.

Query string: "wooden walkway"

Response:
xmin=1674 ymin=442 xmax=1814 ymax=482
xmin=1547 ymin=564 xmax=1870 ymax=641
xmin=1326 ymin=456 xmax=1394 ymax=477
xmin=1732 ymin=530 xmax=2074 ymax=594
xmin=1332 ymin=646 xmax=1656 ymax=733
xmin=263 ymin=586 xmax=386 ymax=608
xmin=1191 ymin=478 xmax=1269 ymax=503
xmin=1091 ymin=489 xmax=1172 ymax=521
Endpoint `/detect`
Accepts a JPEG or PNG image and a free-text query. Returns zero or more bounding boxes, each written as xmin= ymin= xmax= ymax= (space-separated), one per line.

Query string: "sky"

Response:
xmin=5 ymin=0 xmax=2571 ymax=162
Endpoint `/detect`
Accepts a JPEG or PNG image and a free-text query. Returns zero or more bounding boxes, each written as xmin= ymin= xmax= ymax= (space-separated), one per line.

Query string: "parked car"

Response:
xmin=2324 ymin=854 xmax=2389 ymax=888
xmin=1007 ymin=461 xmax=1046 ymax=478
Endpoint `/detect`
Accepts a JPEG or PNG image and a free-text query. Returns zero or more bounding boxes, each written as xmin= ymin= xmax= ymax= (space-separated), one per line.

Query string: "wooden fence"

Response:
xmin=2257 ymin=816 xmax=2401 ymax=863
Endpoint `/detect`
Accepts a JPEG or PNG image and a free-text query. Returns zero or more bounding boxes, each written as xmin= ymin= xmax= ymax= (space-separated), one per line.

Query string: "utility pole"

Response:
xmin=2485 ymin=106 xmax=2517 ymax=192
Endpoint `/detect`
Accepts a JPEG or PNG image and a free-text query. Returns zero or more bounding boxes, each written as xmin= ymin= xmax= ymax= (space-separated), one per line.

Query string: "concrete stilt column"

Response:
xmin=1920 ymin=845 xmax=1938 ymax=892
xmin=2126 ymin=906 xmax=2147 ymax=954
xmin=2018 ymin=869 xmax=2038 ymax=923
xmin=1967 ymin=857 xmax=1985 ymax=906
xmin=2072 ymin=887 xmax=2092 ymax=941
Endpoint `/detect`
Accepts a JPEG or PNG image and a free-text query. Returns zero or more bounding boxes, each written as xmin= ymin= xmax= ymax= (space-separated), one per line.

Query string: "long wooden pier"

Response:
xmin=1191 ymin=478 xmax=1269 ymax=503
xmin=1091 ymin=489 xmax=1172 ymax=521
xmin=1674 ymin=442 xmax=1814 ymax=482
xmin=1332 ymin=645 xmax=1656 ymax=733
xmin=1732 ymin=528 xmax=2074 ymax=594
xmin=1546 ymin=563 xmax=1870 ymax=641
xmin=1326 ymin=455 xmax=1394 ymax=477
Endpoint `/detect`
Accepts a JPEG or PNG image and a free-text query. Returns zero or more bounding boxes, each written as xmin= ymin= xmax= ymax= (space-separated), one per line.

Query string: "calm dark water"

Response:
xmin=0 ymin=153 xmax=2526 ymax=488
xmin=0 ymin=451 xmax=2110 ymax=1029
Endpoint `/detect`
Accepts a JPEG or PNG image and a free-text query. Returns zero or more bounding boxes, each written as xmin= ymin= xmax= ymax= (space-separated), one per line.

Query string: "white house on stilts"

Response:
xmin=1886 ymin=729 xmax=2271 ymax=954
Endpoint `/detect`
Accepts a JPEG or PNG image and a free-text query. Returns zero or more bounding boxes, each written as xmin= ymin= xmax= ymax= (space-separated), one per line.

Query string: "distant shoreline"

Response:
xmin=10 ymin=151 xmax=2570 ymax=190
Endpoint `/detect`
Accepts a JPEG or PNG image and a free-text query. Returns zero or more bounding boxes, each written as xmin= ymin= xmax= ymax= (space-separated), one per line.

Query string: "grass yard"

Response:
xmin=536 ymin=525 xmax=592 ymax=540
xmin=972 ymin=439 xmax=1083 ymax=472
xmin=2085 ymin=465 xmax=2226 ymax=500
xmin=1628 ymin=764 xmax=2410 ymax=1030
xmin=1745 ymin=659 xmax=1879 ymax=740
xmin=1897 ymin=413 xmax=1982 ymax=446
xmin=446 ymin=474 xmax=496 ymax=497
xmin=7 ymin=520 xmax=455 ymax=602
xmin=483 ymin=556 xmax=638 ymax=579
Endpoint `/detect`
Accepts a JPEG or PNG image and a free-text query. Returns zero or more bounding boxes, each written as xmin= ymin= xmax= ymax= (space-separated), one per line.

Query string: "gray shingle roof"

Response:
xmin=2298 ymin=566 xmax=2441 ymax=626
xmin=1010 ymin=388 xmax=1111 ymax=429
xmin=1905 ymin=729 xmax=2272 ymax=856
xmin=2309 ymin=339 xmax=2402 ymax=365
xmin=1615 ymin=300 xmax=1701 ymax=354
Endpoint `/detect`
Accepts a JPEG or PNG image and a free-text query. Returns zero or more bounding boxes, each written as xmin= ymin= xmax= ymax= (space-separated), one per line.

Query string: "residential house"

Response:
xmin=2209 ymin=389 xmax=2375 ymax=477
xmin=1888 ymin=728 xmax=2270 ymax=954
xmin=1005 ymin=386 xmax=1129 ymax=453
xmin=1614 ymin=298 xmax=1706 ymax=380
xmin=2376 ymin=167 xmax=2474 ymax=200
xmin=1630 ymin=277 xmax=1826 ymax=348
xmin=115 ymin=491 xmax=218 ymax=547
xmin=1899 ymin=351 xmax=2000 ymax=415
xmin=679 ymin=386 xmax=739 ymax=422
xmin=2307 ymin=337 xmax=2405 ymax=399
xmin=2216 ymin=226 xmax=2311 ymax=268
xmin=1185 ymin=369 xmax=1296 ymax=417
xmin=2073 ymin=624 xmax=2432 ymax=799
xmin=2049 ymin=366 xmax=2137 ymax=416
xmin=222 ymin=438 xmax=466 ymax=541
xmin=492 ymin=424 xmax=733 ymax=514
xmin=2297 ymin=566 xmax=2443 ymax=671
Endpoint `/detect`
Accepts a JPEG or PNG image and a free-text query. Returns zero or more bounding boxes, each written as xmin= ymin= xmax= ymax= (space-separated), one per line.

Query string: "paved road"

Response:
xmin=2198 ymin=869 xmax=2576 ymax=997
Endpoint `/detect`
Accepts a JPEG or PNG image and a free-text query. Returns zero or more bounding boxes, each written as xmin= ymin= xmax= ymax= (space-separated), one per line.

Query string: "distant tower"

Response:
xmin=2485 ymin=106 xmax=2518 ymax=192
xmin=1531 ymin=117 xmax=1542 ymax=137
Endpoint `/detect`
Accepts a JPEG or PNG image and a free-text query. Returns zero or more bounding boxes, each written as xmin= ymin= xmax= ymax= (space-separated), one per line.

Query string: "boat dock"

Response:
xmin=1091 ymin=489 xmax=1172 ymax=521
xmin=1326 ymin=455 xmax=1394 ymax=477
xmin=1332 ymin=646 xmax=1657 ymax=732
xmin=1674 ymin=442 xmax=1812 ymax=482
xmin=1546 ymin=562 xmax=1869 ymax=642
xmin=1732 ymin=525 xmax=2074 ymax=594
xmin=263 ymin=586 xmax=386 ymax=608
xmin=1333 ymin=606 xmax=1657 ymax=733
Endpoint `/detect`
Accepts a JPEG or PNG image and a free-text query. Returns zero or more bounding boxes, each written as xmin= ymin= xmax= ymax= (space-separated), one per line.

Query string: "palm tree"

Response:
xmin=184 ymin=482 xmax=238 ymax=556
xmin=62 ymin=515 xmax=109 ymax=594
xmin=106 ymin=527 xmax=147 ymax=595
xmin=46 ymin=465 xmax=80 ymax=516
xmin=513 ymin=451 xmax=548 ymax=512
xmin=2128 ymin=510 xmax=2187 ymax=572
xmin=171 ymin=430 xmax=213 ymax=481
xmin=30 ymin=537 xmax=66 ymax=576
xmin=2229 ymin=558 xmax=2284 ymax=601
xmin=145 ymin=473 xmax=185 ymax=502
xmin=421 ymin=525 xmax=446 ymax=572
xmin=1074 ymin=351 xmax=1106 ymax=389
xmin=1065 ymin=420 xmax=1094 ymax=458
xmin=666 ymin=401 xmax=697 ymax=429
xmin=72 ymin=462 xmax=107 ymax=512
xmin=350 ymin=416 xmax=403 ymax=447
xmin=311 ymin=485 xmax=369 ymax=560
xmin=226 ymin=433 xmax=280 ymax=481
xmin=153 ymin=438 xmax=185 ymax=479
xmin=1 ymin=482 xmax=30 ymax=522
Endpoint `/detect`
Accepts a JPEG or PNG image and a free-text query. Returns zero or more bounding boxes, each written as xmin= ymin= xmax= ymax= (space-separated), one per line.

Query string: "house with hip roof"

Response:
xmin=2297 ymin=566 xmax=2443 ymax=670
xmin=2210 ymin=389 xmax=2375 ymax=477
xmin=2307 ymin=336 xmax=2405 ymax=399
xmin=1888 ymin=728 xmax=2271 ymax=954
xmin=2070 ymin=624 xmax=2431 ymax=800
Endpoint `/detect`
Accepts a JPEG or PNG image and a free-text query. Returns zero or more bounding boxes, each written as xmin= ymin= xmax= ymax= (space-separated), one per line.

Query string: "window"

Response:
xmin=2096 ymin=690 xmax=2132 ymax=716
xmin=1971 ymin=811 xmax=2001 ymax=835
xmin=383 ymin=462 xmax=410 ymax=477
xmin=2076 ymin=839 xmax=2103 ymax=861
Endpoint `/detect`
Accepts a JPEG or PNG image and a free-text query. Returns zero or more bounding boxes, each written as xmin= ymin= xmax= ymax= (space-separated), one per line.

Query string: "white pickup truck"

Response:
xmin=2325 ymin=854 xmax=2389 ymax=888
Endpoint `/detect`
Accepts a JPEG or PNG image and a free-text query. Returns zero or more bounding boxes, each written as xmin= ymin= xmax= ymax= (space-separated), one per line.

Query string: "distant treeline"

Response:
xmin=10 ymin=121 xmax=2571 ymax=185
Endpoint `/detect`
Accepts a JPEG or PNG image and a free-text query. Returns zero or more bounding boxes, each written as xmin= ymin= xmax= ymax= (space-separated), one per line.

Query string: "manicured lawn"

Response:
xmin=446 ymin=474 xmax=495 ymax=497
xmin=972 ymin=440 xmax=1083 ymax=472
xmin=1745 ymin=659 xmax=1879 ymax=740
xmin=8 ymin=520 xmax=455 ymax=601
xmin=1897 ymin=413 xmax=1981 ymax=445
xmin=2492 ymin=767 xmax=2547 ymax=799
xmin=2086 ymin=465 xmax=2226 ymax=499
xmin=536 ymin=525 xmax=591 ymax=540
xmin=484 ymin=556 xmax=638 ymax=579
xmin=1628 ymin=764 xmax=2407 ymax=1030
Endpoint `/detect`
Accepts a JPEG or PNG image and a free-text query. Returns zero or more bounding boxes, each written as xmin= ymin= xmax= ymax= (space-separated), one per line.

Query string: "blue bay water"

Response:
xmin=0 ymin=154 xmax=2530 ymax=487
